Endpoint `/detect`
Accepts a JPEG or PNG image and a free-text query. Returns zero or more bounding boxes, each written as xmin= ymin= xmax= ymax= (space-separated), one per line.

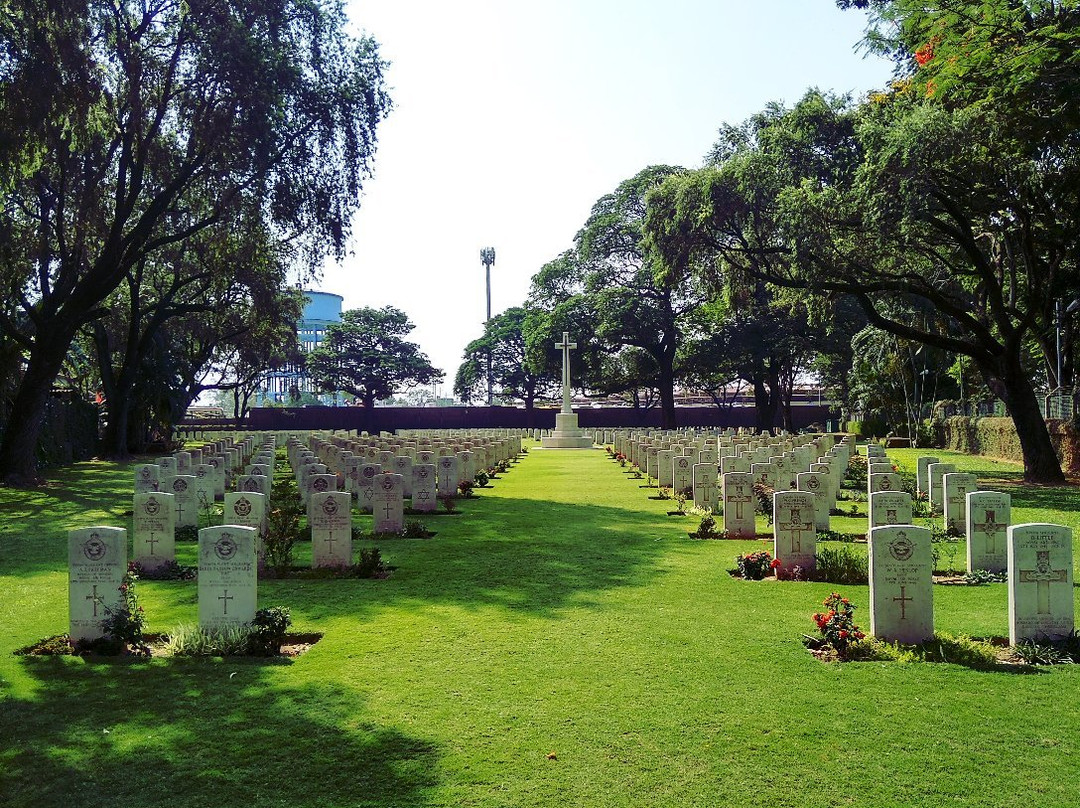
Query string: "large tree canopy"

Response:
xmin=306 ymin=306 xmax=443 ymax=412
xmin=0 ymin=0 xmax=390 ymax=484
xmin=646 ymin=84 xmax=1075 ymax=483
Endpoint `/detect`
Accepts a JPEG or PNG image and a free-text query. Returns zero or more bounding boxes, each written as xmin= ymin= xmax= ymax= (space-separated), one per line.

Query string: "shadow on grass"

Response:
xmin=1 ymin=658 xmax=439 ymax=808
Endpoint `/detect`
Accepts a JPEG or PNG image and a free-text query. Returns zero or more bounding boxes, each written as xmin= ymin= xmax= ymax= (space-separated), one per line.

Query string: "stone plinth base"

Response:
xmin=540 ymin=411 xmax=594 ymax=449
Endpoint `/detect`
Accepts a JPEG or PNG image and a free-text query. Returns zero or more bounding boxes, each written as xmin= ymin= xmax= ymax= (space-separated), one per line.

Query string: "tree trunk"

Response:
xmin=658 ymin=360 xmax=677 ymax=429
xmin=0 ymin=327 xmax=80 ymax=485
xmin=981 ymin=352 xmax=1067 ymax=485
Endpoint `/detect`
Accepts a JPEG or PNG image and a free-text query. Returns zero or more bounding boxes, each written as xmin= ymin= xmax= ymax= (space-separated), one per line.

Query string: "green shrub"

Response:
xmin=165 ymin=623 xmax=253 ymax=657
xmin=812 ymin=545 xmax=868 ymax=584
xmin=247 ymin=607 xmax=292 ymax=656
xmin=355 ymin=547 xmax=385 ymax=578
xmin=735 ymin=550 xmax=775 ymax=580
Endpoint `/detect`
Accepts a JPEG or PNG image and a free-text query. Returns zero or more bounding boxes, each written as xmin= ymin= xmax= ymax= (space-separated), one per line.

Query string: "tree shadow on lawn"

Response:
xmin=1 ymin=461 xmax=139 ymax=576
xmin=358 ymin=494 xmax=676 ymax=618
xmin=1 ymin=658 xmax=439 ymax=808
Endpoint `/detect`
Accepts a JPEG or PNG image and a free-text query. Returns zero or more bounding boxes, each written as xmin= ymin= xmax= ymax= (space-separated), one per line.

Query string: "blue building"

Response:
xmin=259 ymin=290 xmax=343 ymax=403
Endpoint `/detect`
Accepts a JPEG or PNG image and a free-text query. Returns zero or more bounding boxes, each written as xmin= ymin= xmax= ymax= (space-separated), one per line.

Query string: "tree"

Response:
xmin=646 ymin=88 xmax=1074 ymax=483
xmin=306 ymin=307 xmax=443 ymax=415
xmin=0 ymin=0 xmax=390 ymax=484
xmin=528 ymin=166 xmax=704 ymax=428
xmin=453 ymin=307 xmax=556 ymax=412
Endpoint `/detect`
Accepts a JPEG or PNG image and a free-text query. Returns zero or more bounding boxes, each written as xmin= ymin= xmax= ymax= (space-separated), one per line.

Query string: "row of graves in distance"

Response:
xmin=69 ymin=429 xmax=528 ymax=645
xmin=603 ymin=429 xmax=1074 ymax=647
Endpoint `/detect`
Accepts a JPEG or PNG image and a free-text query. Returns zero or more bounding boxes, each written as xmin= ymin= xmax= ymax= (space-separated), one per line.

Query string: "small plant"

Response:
xmin=752 ymin=481 xmax=775 ymax=520
xmin=265 ymin=505 xmax=300 ymax=572
xmin=812 ymin=545 xmax=868 ymax=584
xmin=843 ymin=455 xmax=868 ymax=489
xmin=14 ymin=634 xmax=76 ymax=656
xmin=815 ymin=529 xmax=862 ymax=543
xmin=165 ymin=623 xmax=253 ymax=657
xmin=174 ymin=524 xmax=199 ymax=542
xmin=631 ymin=467 xmax=642 ymax=479
xmin=95 ymin=562 xmax=149 ymax=656
xmin=1012 ymin=639 xmax=1076 ymax=666
xmin=735 ymin=550 xmax=774 ymax=580
xmin=672 ymin=489 xmax=689 ymax=514
xmin=458 ymin=479 xmax=475 ymax=498
xmin=247 ymin=606 xmax=292 ymax=656
xmin=355 ymin=547 xmax=386 ymax=578
xmin=930 ymin=525 xmax=962 ymax=575
xmin=400 ymin=520 xmax=432 ymax=538
xmin=474 ymin=470 xmax=490 ymax=488
xmin=691 ymin=510 xmax=723 ymax=539
xmin=134 ymin=559 xmax=197 ymax=581
xmin=439 ymin=494 xmax=458 ymax=514
xmin=807 ymin=592 xmax=866 ymax=659
xmin=963 ymin=569 xmax=1007 ymax=585
xmin=657 ymin=487 xmax=672 ymax=500
xmin=616 ymin=452 xmax=627 ymax=467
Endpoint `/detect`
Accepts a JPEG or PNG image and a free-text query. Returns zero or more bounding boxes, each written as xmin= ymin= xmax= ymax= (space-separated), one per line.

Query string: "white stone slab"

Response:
xmin=310 ymin=491 xmax=353 ymax=567
xmin=373 ymin=473 xmax=405 ymax=534
xmin=773 ymin=491 xmax=816 ymax=574
xmin=68 ymin=527 xmax=127 ymax=642
xmin=198 ymin=526 xmax=257 ymax=630
xmin=1008 ymin=523 xmax=1074 ymax=644
xmin=943 ymin=472 xmax=978 ymax=533
xmin=133 ymin=492 xmax=175 ymax=571
xmin=722 ymin=472 xmax=756 ymax=538
xmin=966 ymin=491 xmax=1010 ymax=573
xmin=869 ymin=525 xmax=934 ymax=644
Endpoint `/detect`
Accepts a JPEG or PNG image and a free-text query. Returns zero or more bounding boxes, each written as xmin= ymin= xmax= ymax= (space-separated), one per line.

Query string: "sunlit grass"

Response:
xmin=1 ymin=443 xmax=1077 ymax=808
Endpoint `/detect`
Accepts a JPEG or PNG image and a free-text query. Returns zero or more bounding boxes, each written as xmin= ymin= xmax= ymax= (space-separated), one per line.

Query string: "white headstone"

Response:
xmin=411 ymin=464 xmax=438 ymax=512
xmin=134 ymin=464 xmax=160 ymax=494
xmin=966 ymin=491 xmax=1010 ymax=573
xmin=773 ymin=491 xmax=816 ymax=574
xmin=373 ymin=473 xmax=405 ymax=533
xmin=692 ymin=463 xmax=718 ymax=512
xmin=169 ymin=474 xmax=198 ymax=528
xmin=68 ymin=527 xmax=127 ymax=642
xmin=869 ymin=491 xmax=912 ymax=531
xmin=942 ymin=472 xmax=978 ymax=533
xmin=869 ymin=525 xmax=933 ymax=644
xmin=133 ymin=492 xmax=176 ymax=572
xmin=198 ymin=526 xmax=258 ymax=630
xmin=722 ymin=472 xmax=756 ymax=538
xmin=310 ymin=491 xmax=353 ymax=567
xmin=1008 ymin=524 xmax=1074 ymax=644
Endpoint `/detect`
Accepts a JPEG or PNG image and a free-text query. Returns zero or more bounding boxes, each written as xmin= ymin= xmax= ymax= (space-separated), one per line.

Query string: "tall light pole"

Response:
xmin=480 ymin=247 xmax=496 ymax=406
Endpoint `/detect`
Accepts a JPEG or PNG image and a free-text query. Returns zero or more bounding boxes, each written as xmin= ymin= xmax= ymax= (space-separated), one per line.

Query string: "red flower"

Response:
xmin=770 ymin=558 xmax=782 ymax=568
xmin=839 ymin=630 xmax=849 ymax=639
xmin=914 ymin=43 xmax=933 ymax=66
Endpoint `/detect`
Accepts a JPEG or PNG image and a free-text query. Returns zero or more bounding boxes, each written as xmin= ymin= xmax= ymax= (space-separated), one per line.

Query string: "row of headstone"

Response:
xmin=868 ymin=523 xmax=1074 ymax=646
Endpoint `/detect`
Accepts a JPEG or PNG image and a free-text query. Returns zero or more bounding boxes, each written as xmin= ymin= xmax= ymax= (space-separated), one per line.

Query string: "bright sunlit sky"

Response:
xmin=323 ymin=0 xmax=896 ymax=395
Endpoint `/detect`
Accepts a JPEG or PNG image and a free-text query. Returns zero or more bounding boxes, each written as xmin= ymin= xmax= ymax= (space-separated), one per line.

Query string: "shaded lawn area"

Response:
xmin=1 ymin=444 xmax=1078 ymax=808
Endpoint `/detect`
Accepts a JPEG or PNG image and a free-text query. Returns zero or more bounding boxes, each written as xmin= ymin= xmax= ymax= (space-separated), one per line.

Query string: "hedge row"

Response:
xmin=940 ymin=416 xmax=1080 ymax=475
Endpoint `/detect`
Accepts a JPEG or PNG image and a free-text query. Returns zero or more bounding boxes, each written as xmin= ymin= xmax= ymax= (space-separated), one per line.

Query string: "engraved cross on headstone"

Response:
xmin=973 ymin=509 xmax=1003 ymax=555
xmin=219 ymin=589 xmax=234 ymax=615
xmin=86 ymin=585 xmax=105 ymax=617
xmin=1018 ymin=551 xmax=1068 ymax=615
xmin=893 ymin=586 xmax=913 ymax=620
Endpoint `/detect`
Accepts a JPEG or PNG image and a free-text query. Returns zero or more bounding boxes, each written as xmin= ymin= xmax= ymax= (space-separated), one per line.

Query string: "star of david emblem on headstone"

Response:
xmin=214 ymin=534 xmax=238 ymax=560
xmin=888 ymin=533 xmax=914 ymax=561
xmin=83 ymin=534 xmax=107 ymax=561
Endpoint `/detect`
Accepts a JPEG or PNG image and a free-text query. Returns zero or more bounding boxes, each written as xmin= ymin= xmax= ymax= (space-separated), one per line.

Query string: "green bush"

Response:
xmin=812 ymin=544 xmax=868 ymax=585
xmin=247 ymin=607 xmax=292 ymax=656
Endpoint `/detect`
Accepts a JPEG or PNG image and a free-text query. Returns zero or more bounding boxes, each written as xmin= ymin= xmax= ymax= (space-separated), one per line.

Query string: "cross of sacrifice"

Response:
xmin=1018 ymin=550 xmax=1069 ymax=615
xmin=554 ymin=331 xmax=577 ymax=413
xmin=893 ymin=586 xmax=913 ymax=620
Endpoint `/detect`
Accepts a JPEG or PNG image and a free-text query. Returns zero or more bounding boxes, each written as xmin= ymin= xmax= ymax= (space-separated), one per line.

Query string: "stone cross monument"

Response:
xmin=541 ymin=331 xmax=593 ymax=448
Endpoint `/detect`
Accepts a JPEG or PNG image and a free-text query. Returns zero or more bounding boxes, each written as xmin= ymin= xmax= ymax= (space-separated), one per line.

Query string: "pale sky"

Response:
xmin=322 ymin=0 xmax=895 ymax=396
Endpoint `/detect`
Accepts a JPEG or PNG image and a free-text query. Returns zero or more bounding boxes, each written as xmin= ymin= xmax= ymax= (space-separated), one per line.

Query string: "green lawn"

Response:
xmin=1 ymin=445 xmax=1078 ymax=807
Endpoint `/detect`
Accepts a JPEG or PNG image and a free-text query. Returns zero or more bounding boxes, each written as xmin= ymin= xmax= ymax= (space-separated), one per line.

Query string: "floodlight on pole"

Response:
xmin=480 ymin=247 xmax=496 ymax=405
